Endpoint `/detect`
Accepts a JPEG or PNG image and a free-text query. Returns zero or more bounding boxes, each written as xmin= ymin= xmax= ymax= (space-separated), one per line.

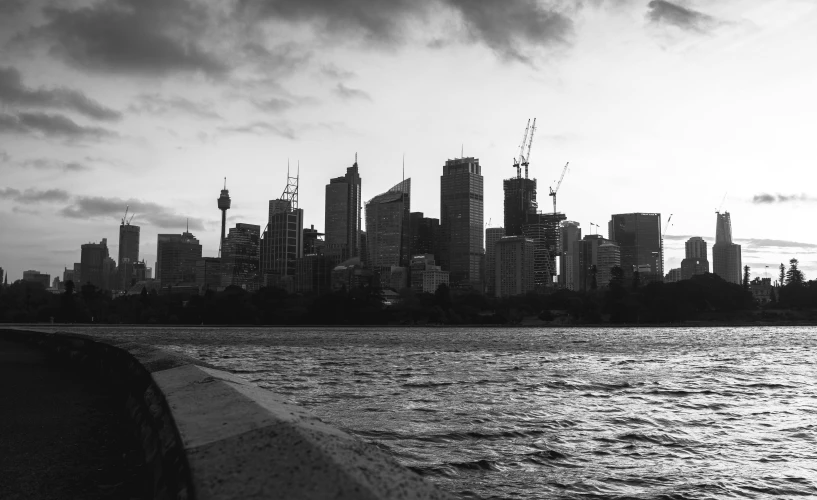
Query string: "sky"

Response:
xmin=1 ymin=0 xmax=816 ymax=284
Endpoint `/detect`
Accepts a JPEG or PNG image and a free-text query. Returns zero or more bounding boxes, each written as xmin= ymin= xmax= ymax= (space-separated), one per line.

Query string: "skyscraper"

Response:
xmin=81 ymin=238 xmax=109 ymax=288
xmin=608 ymin=213 xmax=663 ymax=284
xmin=569 ymin=235 xmax=621 ymax=291
xmin=485 ymin=227 xmax=505 ymax=296
xmin=325 ymin=158 xmax=362 ymax=263
xmin=222 ymin=223 xmax=261 ymax=291
xmin=156 ymin=232 xmax=202 ymax=286
xmin=365 ymin=179 xmax=411 ymax=279
xmin=261 ymin=172 xmax=303 ymax=282
xmin=681 ymin=236 xmax=709 ymax=280
xmin=23 ymin=270 xmax=50 ymax=288
xmin=218 ymin=179 xmax=231 ymax=255
xmin=118 ymin=222 xmax=140 ymax=290
xmin=522 ymin=212 xmax=565 ymax=288
xmin=712 ymin=212 xmax=742 ymax=284
xmin=503 ymin=177 xmax=537 ymax=236
xmin=495 ymin=236 xmax=535 ymax=297
xmin=408 ymin=212 xmax=440 ymax=260
xmin=440 ymin=157 xmax=484 ymax=288
xmin=559 ymin=221 xmax=581 ymax=289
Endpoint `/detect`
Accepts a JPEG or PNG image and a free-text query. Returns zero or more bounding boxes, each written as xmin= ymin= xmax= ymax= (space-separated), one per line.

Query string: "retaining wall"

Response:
xmin=0 ymin=329 xmax=455 ymax=500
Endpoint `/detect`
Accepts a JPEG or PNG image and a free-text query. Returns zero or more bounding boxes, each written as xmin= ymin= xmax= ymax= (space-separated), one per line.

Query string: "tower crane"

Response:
xmin=662 ymin=214 xmax=673 ymax=240
xmin=512 ymin=119 xmax=530 ymax=179
xmin=548 ymin=161 xmax=570 ymax=214
xmin=521 ymin=118 xmax=536 ymax=179
xmin=128 ymin=212 xmax=135 ymax=224
xmin=121 ymin=205 xmax=129 ymax=225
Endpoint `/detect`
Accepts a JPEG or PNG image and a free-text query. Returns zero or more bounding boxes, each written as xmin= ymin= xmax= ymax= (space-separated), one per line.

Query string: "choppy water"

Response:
xmin=47 ymin=326 xmax=817 ymax=499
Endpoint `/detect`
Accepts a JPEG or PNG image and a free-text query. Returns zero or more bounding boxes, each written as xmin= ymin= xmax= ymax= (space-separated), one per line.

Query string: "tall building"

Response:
xmin=608 ymin=213 xmax=663 ymax=284
xmin=294 ymin=254 xmax=332 ymax=294
xmin=218 ymin=179 xmax=231 ymax=255
xmin=522 ymin=212 xmax=566 ymax=288
xmin=568 ymin=235 xmax=621 ymax=291
xmin=365 ymin=179 xmax=411 ymax=283
xmin=559 ymin=221 xmax=581 ymax=289
xmin=485 ymin=227 xmax=505 ymax=296
xmin=156 ymin=232 xmax=202 ymax=286
xmin=303 ymin=225 xmax=324 ymax=255
xmin=597 ymin=240 xmax=621 ymax=288
xmin=81 ymin=238 xmax=110 ymax=289
xmin=0 ymin=267 xmax=4 ymax=286
xmin=103 ymin=256 xmax=117 ymax=291
xmin=495 ymin=236 xmax=535 ymax=297
xmin=712 ymin=212 xmax=742 ymax=284
xmin=440 ymin=157 xmax=484 ymax=288
xmin=195 ymin=257 xmax=221 ymax=292
xmin=261 ymin=172 xmax=303 ymax=282
xmin=22 ymin=270 xmax=50 ymax=288
xmin=118 ymin=222 xmax=140 ymax=290
xmin=681 ymin=236 xmax=709 ymax=280
xmin=73 ymin=263 xmax=82 ymax=285
xmin=503 ymin=177 xmax=537 ymax=236
xmin=408 ymin=212 xmax=440 ymax=260
xmin=62 ymin=267 xmax=74 ymax=284
xmin=665 ymin=268 xmax=682 ymax=283
xmin=325 ymin=158 xmax=362 ymax=263
xmin=222 ymin=223 xmax=261 ymax=291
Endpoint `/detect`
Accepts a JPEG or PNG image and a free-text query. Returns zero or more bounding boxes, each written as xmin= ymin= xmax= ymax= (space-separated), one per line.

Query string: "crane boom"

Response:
xmin=548 ymin=162 xmax=570 ymax=214
xmin=522 ymin=118 xmax=536 ymax=179
xmin=121 ymin=205 xmax=129 ymax=225
xmin=662 ymin=214 xmax=673 ymax=239
xmin=512 ymin=119 xmax=530 ymax=178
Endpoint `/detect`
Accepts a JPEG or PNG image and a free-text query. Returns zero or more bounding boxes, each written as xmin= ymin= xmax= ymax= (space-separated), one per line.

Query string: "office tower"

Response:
xmin=409 ymin=254 xmax=449 ymax=294
xmin=522 ymin=212 xmax=565 ymax=288
xmin=503 ymin=177 xmax=537 ymax=236
xmin=222 ymin=223 xmax=261 ymax=291
xmin=408 ymin=212 xmax=440 ymax=259
xmin=303 ymin=225 xmax=324 ymax=255
xmin=495 ymin=236 xmax=535 ymax=297
xmin=681 ymin=236 xmax=709 ymax=280
xmin=195 ymin=257 xmax=221 ymax=292
xmin=118 ymin=222 xmax=140 ymax=290
xmin=569 ymin=235 xmax=620 ymax=291
xmin=608 ymin=213 xmax=663 ymax=284
xmin=73 ymin=263 xmax=81 ymax=285
xmin=485 ymin=227 xmax=505 ymax=296
xmin=325 ymin=158 xmax=362 ymax=263
xmin=62 ymin=267 xmax=74 ymax=284
xmin=440 ymin=157 xmax=483 ymax=288
xmin=665 ymin=268 xmax=682 ymax=283
xmin=261 ymin=172 xmax=303 ymax=282
xmin=218 ymin=179 xmax=231 ymax=255
xmin=22 ymin=270 xmax=50 ymax=288
xmin=52 ymin=276 xmax=61 ymax=290
xmin=559 ymin=221 xmax=581 ymax=289
xmin=81 ymin=238 xmax=110 ymax=288
xmin=712 ymin=212 xmax=742 ymax=284
xmin=597 ymin=240 xmax=621 ymax=288
xmin=103 ymin=256 xmax=117 ymax=290
xmin=359 ymin=231 xmax=368 ymax=266
xmin=366 ymin=179 xmax=411 ymax=285
xmin=156 ymin=232 xmax=202 ymax=286
xmin=295 ymin=254 xmax=332 ymax=294
xmin=133 ymin=261 xmax=147 ymax=282
xmin=0 ymin=267 xmax=4 ymax=286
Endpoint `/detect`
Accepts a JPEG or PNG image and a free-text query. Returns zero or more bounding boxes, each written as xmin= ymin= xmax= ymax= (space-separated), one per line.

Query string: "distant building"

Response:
xmin=222 ymin=223 xmax=260 ymax=291
xmin=408 ymin=212 xmax=440 ymax=261
xmin=303 ymin=225 xmax=324 ymax=255
xmin=133 ymin=261 xmax=148 ymax=282
xmin=665 ymin=268 xmax=682 ymax=283
xmin=440 ymin=157 xmax=483 ymax=289
xmin=295 ymin=254 xmax=332 ymax=294
xmin=495 ymin=236 xmax=535 ymax=297
xmin=559 ymin=221 xmax=581 ymax=289
xmin=23 ymin=270 xmax=50 ymax=288
xmin=568 ymin=235 xmax=620 ymax=291
xmin=712 ymin=212 xmax=742 ymax=285
xmin=388 ymin=266 xmax=408 ymax=290
xmin=597 ymin=240 xmax=621 ymax=288
xmin=522 ymin=212 xmax=565 ymax=288
xmin=422 ymin=268 xmax=449 ymax=294
xmin=195 ymin=257 xmax=221 ymax=292
xmin=366 ymin=179 xmax=410 ymax=287
xmin=325 ymin=159 xmax=362 ymax=263
xmin=73 ymin=263 xmax=82 ymax=285
xmin=503 ymin=177 xmax=537 ymax=237
xmin=103 ymin=256 xmax=117 ymax=291
xmin=331 ymin=257 xmax=374 ymax=291
xmin=156 ymin=232 xmax=202 ymax=286
xmin=52 ymin=276 xmax=61 ymax=290
xmin=485 ymin=227 xmax=505 ymax=296
xmin=681 ymin=237 xmax=709 ymax=280
xmin=81 ymin=238 xmax=110 ymax=289
xmin=750 ymin=277 xmax=772 ymax=304
xmin=0 ymin=267 xmax=4 ymax=286
xmin=62 ymin=267 xmax=74 ymax=285
xmin=608 ymin=213 xmax=663 ymax=285
xmin=118 ymin=222 xmax=140 ymax=290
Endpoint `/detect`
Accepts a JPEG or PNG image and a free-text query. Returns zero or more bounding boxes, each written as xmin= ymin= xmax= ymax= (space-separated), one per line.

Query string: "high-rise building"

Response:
xmin=222 ymin=223 xmax=261 ymax=291
xmin=81 ymin=238 xmax=110 ymax=289
xmin=608 ymin=213 xmax=663 ymax=284
xmin=559 ymin=221 xmax=581 ymax=289
xmin=195 ymin=257 xmax=221 ymax=292
xmin=325 ymin=158 xmax=362 ymax=263
xmin=485 ymin=227 xmax=505 ymax=296
xmin=522 ymin=212 xmax=565 ymax=288
xmin=261 ymin=173 xmax=303 ymax=283
xmin=712 ymin=212 xmax=742 ymax=284
xmin=665 ymin=268 xmax=682 ymax=282
xmin=681 ymin=236 xmax=709 ymax=280
xmin=218 ymin=179 xmax=231 ymax=255
xmin=294 ymin=254 xmax=332 ymax=294
xmin=303 ymin=225 xmax=324 ymax=255
xmin=133 ymin=261 xmax=148 ymax=282
xmin=22 ymin=270 xmax=50 ymax=288
xmin=365 ymin=179 xmax=411 ymax=285
xmin=503 ymin=177 xmax=537 ymax=237
xmin=597 ymin=240 xmax=621 ymax=288
xmin=568 ymin=235 xmax=620 ymax=291
xmin=103 ymin=256 xmax=117 ymax=291
xmin=495 ymin=236 xmax=535 ymax=297
xmin=157 ymin=232 xmax=202 ymax=286
xmin=118 ymin=222 xmax=140 ymax=290
xmin=440 ymin=157 xmax=483 ymax=288
xmin=73 ymin=263 xmax=82 ymax=285
xmin=0 ymin=267 xmax=4 ymax=286
xmin=408 ymin=212 xmax=440 ymax=260
xmin=62 ymin=267 xmax=74 ymax=284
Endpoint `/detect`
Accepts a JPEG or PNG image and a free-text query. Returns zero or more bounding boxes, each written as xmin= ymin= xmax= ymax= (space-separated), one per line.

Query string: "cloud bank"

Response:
xmin=753 ymin=193 xmax=817 ymax=204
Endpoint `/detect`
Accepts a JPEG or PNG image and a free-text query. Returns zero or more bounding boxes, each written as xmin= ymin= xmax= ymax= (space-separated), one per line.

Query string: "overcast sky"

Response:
xmin=1 ymin=0 xmax=815 ymax=283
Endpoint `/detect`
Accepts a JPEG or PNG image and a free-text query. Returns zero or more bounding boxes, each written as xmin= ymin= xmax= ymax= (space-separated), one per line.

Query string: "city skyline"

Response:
xmin=1 ymin=0 xmax=816 ymax=281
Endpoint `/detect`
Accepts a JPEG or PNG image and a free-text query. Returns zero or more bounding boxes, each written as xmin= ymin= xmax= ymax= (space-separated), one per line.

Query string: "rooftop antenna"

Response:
xmin=402 ymin=153 xmax=405 ymax=183
xmin=355 ymin=152 xmax=358 ymax=166
xmin=223 ymin=177 xmax=226 ymax=190
xmin=716 ymin=192 xmax=728 ymax=213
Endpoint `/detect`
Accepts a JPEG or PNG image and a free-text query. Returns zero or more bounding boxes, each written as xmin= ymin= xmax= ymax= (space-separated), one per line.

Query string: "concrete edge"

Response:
xmin=0 ymin=328 xmax=457 ymax=500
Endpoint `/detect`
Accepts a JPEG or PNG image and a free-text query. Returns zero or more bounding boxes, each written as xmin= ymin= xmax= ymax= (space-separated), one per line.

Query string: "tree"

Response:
xmin=779 ymin=263 xmax=786 ymax=286
xmin=632 ymin=270 xmax=641 ymax=290
xmin=609 ymin=266 xmax=624 ymax=289
xmin=785 ymin=258 xmax=805 ymax=286
xmin=743 ymin=265 xmax=750 ymax=291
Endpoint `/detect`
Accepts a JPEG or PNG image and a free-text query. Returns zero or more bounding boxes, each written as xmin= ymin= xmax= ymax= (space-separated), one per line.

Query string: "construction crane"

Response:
xmin=128 ymin=212 xmax=135 ymax=224
xmin=521 ymin=118 xmax=536 ymax=179
xmin=548 ymin=161 xmax=570 ymax=214
xmin=512 ymin=119 xmax=531 ymax=178
xmin=662 ymin=214 xmax=673 ymax=239
xmin=121 ymin=205 xmax=129 ymax=225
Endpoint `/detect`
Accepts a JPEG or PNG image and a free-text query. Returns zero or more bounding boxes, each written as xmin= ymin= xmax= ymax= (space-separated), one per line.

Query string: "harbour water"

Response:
xmin=49 ymin=326 xmax=817 ymax=499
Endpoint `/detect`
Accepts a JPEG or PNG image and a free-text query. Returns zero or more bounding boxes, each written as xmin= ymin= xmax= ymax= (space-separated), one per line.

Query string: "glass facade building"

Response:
xmin=222 ymin=223 xmax=260 ymax=291
xmin=408 ymin=212 xmax=440 ymax=261
xmin=261 ymin=199 xmax=303 ymax=280
xmin=608 ymin=213 xmax=663 ymax=284
xmin=503 ymin=177 xmax=537 ymax=236
xmin=440 ymin=157 xmax=484 ymax=289
xmin=81 ymin=238 xmax=110 ymax=289
xmin=495 ymin=236 xmax=535 ymax=297
xmin=681 ymin=236 xmax=709 ymax=280
xmin=365 ymin=179 xmax=410 ymax=276
xmin=485 ymin=227 xmax=505 ymax=296
xmin=712 ymin=212 xmax=742 ymax=284
xmin=156 ymin=232 xmax=202 ymax=286
xmin=325 ymin=162 xmax=362 ymax=263
xmin=118 ymin=223 xmax=140 ymax=290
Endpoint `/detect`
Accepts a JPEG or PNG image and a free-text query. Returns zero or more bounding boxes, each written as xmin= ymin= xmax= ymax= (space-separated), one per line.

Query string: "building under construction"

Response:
xmin=522 ymin=212 xmax=566 ymax=288
xmin=260 ymin=169 xmax=303 ymax=286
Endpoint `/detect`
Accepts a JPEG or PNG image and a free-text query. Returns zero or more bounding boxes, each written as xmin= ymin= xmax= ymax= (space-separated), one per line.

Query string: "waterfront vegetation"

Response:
xmin=3 ymin=270 xmax=817 ymax=325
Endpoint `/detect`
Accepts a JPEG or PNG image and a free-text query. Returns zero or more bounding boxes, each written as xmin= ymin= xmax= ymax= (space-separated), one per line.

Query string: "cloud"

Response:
xmin=752 ymin=193 xmax=817 ymax=204
xmin=129 ymin=93 xmax=221 ymax=119
xmin=19 ymin=158 xmax=91 ymax=172
xmin=737 ymin=238 xmax=817 ymax=250
xmin=253 ymin=97 xmax=296 ymax=113
xmin=0 ymin=112 xmax=117 ymax=140
xmin=320 ymin=64 xmax=355 ymax=80
xmin=646 ymin=0 xmax=719 ymax=32
xmin=334 ymin=83 xmax=371 ymax=101
xmin=218 ymin=121 xmax=296 ymax=139
xmin=0 ymin=149 xmax=9 ymax=162
xmin=0 ymin=0 xmax=25 ymax=15
xmin=59 ymin=195 xmax=206 ymax=231
xmin=0 ymin=66 xmax=121 ymax=120
xmin=25 ymin=0 xmax=227 ymax=77
xmin=0 ymin=187 xmax=71 ymax=204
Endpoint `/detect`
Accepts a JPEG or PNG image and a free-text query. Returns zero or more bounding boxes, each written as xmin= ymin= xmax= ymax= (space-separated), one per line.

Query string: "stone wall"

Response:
xmin=0 ymin=329 xmax=455 ymax=500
